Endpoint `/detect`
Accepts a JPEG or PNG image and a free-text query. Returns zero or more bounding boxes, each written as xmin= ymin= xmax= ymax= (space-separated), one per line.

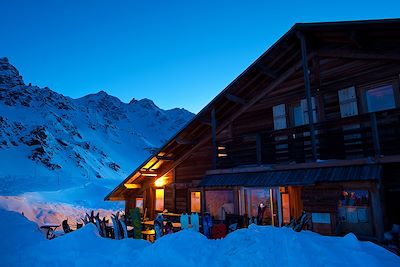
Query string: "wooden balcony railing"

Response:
xmin=217 ymin=108 xmax=400 ymax=168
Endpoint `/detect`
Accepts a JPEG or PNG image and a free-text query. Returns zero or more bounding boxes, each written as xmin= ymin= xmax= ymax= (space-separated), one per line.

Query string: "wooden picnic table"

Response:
xmin=141 ymin=229 xmax=155 ymax=241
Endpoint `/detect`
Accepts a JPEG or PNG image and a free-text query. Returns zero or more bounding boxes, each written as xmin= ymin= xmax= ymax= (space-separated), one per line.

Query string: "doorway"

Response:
xmin=243 ymin=187 xmax=290 ymax=226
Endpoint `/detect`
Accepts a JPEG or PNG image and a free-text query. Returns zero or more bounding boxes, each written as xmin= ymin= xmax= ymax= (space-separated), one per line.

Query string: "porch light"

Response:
xmin=154 ymin=177 xmax=167 ymax=187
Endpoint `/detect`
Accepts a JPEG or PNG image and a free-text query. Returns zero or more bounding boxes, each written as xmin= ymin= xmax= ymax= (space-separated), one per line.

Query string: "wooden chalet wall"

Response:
xmin=218 ymin=54 xmax=400 ymax=167
xmin=231 ymin=60 xmax=400 ymax=138
xmin=172 ymin=142 xmax=214 ymax=213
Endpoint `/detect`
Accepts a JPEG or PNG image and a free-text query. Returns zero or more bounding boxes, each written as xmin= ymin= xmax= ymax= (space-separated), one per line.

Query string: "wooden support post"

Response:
xmin=370 ymin=112 xmax=381 ymax=157
xmin=211 ymin=108 xmax=217 ymax=169
xmin=370 ymin=182 xmax=384 ymax=242
xmin=298 ymin=31 xmax=317 ymax=161
xmin=256 ymin=133 xmax=262 ymax=165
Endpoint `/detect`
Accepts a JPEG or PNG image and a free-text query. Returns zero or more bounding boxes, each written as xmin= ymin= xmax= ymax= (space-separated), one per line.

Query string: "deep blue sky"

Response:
xmin=1 ymin=0 xmax=398 ymax=113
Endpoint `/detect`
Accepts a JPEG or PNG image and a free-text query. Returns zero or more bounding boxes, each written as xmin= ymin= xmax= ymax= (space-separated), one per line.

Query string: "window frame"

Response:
xmin=357 ymin=80 xmax=400 ymax=114
xmin=189 ymin=190 xmax=202 ymax=213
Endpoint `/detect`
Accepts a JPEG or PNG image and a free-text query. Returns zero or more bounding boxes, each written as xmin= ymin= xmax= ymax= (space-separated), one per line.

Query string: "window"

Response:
xmin=290 ymin=98 xmax=317 ymax=127
xmin=244 ymin=188 xmax=272 ymax=225
xmin=155 ymin=189 xmax=164 ymax=211
xmin=365 ymin=85 xmax=396 ymax=112
xmin=205 ymin=190 xmax=234 ymax=220
xmin=272 ymin=104 xmax=287 ymax=130
xmin=136 ymin=197 xmax=144 ymax=213
xmin=293 ymin=103 xmax=304 ymax=126
xmin=338 ymin=189 xmax=373 ymax=236
xmin=217 ymin=146 xmax=227 ymax=158
xmin=338 ymin=86 xmax=358 ymax=117
xmin=191 ymin=191 xmax=201 ymax=213
xmin=300 ymin=97 xmax=317 ymax=124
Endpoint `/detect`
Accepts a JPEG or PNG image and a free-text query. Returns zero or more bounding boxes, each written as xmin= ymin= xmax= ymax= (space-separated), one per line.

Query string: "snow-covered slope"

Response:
xmin=0 ymin=57 xmax=193 ymax=192
xmin=0 ymin=57 xmax=193 ymax=221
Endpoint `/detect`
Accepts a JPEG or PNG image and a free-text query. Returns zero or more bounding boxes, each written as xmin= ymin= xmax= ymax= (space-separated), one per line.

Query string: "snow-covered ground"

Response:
xmin=0 ymin=181 xmax=123 ymax=226
xmin=1 ymin=209 xmax=399 ymax=267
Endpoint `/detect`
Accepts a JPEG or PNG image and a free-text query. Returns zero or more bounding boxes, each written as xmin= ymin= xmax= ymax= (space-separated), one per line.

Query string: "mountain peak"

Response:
xmin=0 ymin=57 xmax=24 ymax=87
xmin=138 ymin=98 xmax=157 ymax=109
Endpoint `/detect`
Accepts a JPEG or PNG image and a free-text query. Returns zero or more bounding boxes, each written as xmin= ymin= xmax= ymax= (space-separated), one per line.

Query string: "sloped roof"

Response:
xmin=199 ymin=164 xmax=382 ymax=187
xmin=105 ymin=18 xmax=400 ymax=201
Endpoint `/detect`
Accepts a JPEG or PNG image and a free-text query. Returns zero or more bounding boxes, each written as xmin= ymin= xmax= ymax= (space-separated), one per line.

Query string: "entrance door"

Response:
xmin=243 ymin=187 xmax=291 ymax=226
xmin=244 ymin=188 xmax=273 ymax=225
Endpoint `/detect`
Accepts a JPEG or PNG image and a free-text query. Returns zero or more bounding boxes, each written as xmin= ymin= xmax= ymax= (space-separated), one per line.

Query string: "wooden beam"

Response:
xmin=108 ymin=196 xmax=125 ymax=201
xmin=175 ymin=137 xmax=198 ymax=145
xmin=198 ymin=117 xmax=212 ymax=126
xmin=156 ymin=155 xmax=175 ymax=161
xmin=225 ymin=93 xmax=247 ymax=105
xmin=256 ymin=133 xmax=262 ymax=165
xmin=211 ymin=107 xmax=217 ymax=169
xmin=298 ymin=31 xmax=318 ymax=161
xmin=349 ymin=31 xmax=364 ymax=49
xmin=258 ymin=64 xmax=278 ymax=79
xmin=139 ymin=170 xmax=158 ymax=176
xmin=370 ymin=113 xmax=381 ymax=157
xmin=318 ymin=47 xmax=400 ymax=61
xmin=124 ymin=183 xmax=142 ymax=189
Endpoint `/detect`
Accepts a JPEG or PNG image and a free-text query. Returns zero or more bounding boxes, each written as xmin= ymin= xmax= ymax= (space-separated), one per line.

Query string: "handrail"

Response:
xmin=217 ymin=107 xmax=400 ymax=167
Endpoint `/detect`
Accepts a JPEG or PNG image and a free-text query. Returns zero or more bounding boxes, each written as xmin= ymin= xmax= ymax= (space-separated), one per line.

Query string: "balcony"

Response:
xmin=217 ymin=108 xmax=400 ymax=169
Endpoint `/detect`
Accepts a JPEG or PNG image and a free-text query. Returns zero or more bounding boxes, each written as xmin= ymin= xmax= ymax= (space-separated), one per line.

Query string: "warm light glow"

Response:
xmin=191 ymin=191 xmax=201 ymax=213
xmin=218 ymin=153 xmax=228 ymax=157
xmin=140 ymin=172 xmax=157 ymax=177
xmin=155 ymin=189 xmax=164 ymax=211
xmin=154 ymin=177 xmax=167 ymax=187
xmin=124 ymin=183 xmax=141 ymax=189
xmin=217 ymin=146 xmax=226 ymax=150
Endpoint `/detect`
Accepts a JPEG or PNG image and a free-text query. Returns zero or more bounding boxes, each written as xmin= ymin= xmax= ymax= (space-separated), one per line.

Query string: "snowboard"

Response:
xmin=111 ymin=215 xmax=120 ymax=239
xmin=120 ymin=219 xmax=128 ymax=239
xmin=180 ymin=213 xmax=189 ymax=230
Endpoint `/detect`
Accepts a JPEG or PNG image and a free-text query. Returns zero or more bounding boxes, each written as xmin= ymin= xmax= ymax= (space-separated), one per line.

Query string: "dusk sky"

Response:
xmin=1 ymin=0 xmax=399 ymax=113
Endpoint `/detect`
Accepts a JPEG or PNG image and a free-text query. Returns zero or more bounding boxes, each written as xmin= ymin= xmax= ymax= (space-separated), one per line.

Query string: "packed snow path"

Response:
xmin=1 ymin=210 xmax=399 ymax=267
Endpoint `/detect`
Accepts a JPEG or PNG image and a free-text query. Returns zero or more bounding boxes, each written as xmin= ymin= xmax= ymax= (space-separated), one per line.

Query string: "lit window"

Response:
xmin=155 ymin=189 xmax=164 ymax=211
xmin=366 ymin=85 xmax=395 ymax=112
xmin=338 ymin=189 xmax=373 ymax=236
xmin=205 ymin=190 xmax=234 ymax=220
xmin=217 ymin=146 xmax=227 ymax=158
xmin=191 ymin=191 xmax=201 ymax=213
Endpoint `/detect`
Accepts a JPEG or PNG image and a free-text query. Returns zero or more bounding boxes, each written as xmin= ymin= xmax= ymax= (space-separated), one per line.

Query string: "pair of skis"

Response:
xmin=180 ymin=212 xmax=200 ymax=231
xmin=111 ymin=211 xmax=128 ymax=239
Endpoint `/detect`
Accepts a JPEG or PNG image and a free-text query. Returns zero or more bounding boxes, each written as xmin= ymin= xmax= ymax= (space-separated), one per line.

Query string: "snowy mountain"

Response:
xmin=0 ymin=57 xmax=193 ymax=218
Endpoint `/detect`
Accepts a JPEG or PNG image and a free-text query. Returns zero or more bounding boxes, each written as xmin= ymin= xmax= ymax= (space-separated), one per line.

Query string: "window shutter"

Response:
xmin=273 ymin=104 xmax=287 ymax=130
xmin=338 ymin=87 xmax=358 ymax=118
xmin=301 ymin=97 xmax=317 ymax=124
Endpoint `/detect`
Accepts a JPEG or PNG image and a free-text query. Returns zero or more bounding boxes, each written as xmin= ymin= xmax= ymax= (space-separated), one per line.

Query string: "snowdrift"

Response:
xmin=1 ymin=209 xmax=399 ymax=267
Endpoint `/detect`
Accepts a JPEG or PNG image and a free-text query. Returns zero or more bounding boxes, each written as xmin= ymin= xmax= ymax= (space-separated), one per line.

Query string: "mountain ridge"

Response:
xmin=0 ymin=57 xmax=194 ymax=194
